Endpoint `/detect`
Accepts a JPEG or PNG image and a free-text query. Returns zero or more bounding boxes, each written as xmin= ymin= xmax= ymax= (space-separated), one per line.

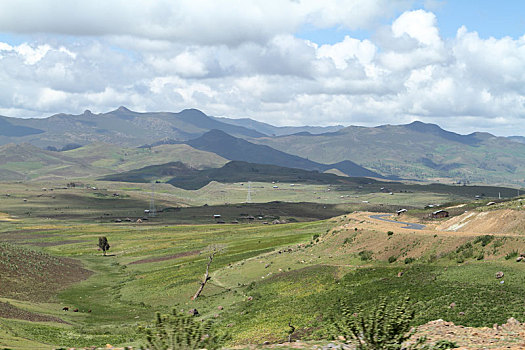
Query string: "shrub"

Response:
xmin=313 ymin=234 xmax=320 ymax=240
xmin=334 ymin=297 xmax=425 ymax=350
xmin=505 ymin=250 xmax=518 ymax=260
xmin=388 ymin=256 xmax=397 ymax=264
xmin=358 ymin=250 xmax=373 ymax=261
xmin=139 ymin=309 xmax=228 ymax=350
xmin=387 ymin=231 xmax=394 ymax=236
xmin=473 ymin=235 xmax=494 ymax=247
xmin=404 ymin=257 xmax=415 ymax=264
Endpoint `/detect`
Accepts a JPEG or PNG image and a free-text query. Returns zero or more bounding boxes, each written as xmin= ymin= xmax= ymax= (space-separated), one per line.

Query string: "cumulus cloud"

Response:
xmin=0 ymin=0 xmax=405 ymax=46
xmin=1 ymin=4 xmax=525 ymax=136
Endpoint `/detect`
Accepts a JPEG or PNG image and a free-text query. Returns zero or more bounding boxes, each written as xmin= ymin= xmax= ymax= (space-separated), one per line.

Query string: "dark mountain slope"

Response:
xmin=166 ymin=161 xmax=375 ymax=190
xmin=185 ymin=129 xmax=384 ymax=178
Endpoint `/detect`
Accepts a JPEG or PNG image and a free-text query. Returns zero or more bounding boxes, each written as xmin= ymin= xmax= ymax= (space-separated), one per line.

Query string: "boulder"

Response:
xmin=495 ymin=271 xmax=504 ymax=279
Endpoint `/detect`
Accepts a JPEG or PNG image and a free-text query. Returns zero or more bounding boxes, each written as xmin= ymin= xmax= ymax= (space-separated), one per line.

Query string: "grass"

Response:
xmin=2 ymin=181 xmax=525 ymax=348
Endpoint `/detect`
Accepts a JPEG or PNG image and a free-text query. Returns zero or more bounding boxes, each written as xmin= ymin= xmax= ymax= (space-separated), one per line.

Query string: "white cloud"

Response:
xmin=2 ymin=5 xmax=525 ymax=136
xmin=0 ymin=0 xmax=404 ymax=46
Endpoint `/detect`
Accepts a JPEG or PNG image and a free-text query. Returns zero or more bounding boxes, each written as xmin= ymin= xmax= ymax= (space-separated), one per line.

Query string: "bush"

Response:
xmin=313 ymin=234 xmax=320 ymax=240
xmin=473 ymin=235 xmax=494 ymax=247
xmin=505 ymin=250 xmax=518 ymax=260
xmin=139 ymin=309 xmax=228 ymax=350
xmin=334 ymin=297 xmax=425 ymax=350
xmin=404 ymin=257 xmax=415 ymax=264
xmin=387 ymin=231 xmax=394 ymax=236
xmin=358 ymin=250 xmax=373 ymax=261
xmin=388 ymin=256 xmax=397 ymax=264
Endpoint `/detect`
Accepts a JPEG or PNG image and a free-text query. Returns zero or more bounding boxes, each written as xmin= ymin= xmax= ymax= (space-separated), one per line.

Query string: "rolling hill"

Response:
xmin=185 ymin=129 xmax=385 ymax=178
xmin=100 ymin=160 xmax=377 ymax=189
xmin=249 ymin=121 xmax=525 ymax=186
xmin=0 ymin=142 xmax=227 ymax=181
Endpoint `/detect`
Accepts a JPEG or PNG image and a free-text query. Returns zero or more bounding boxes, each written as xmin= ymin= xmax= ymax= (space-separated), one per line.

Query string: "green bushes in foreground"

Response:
xmin=139 ymin=309 xmax=229 ymax=350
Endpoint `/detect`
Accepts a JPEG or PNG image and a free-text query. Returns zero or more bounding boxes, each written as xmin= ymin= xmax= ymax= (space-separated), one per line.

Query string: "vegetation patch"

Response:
xmin=0 ymin=243 xmax=92 ymax=302
xmin=0 ymin=302 xmax=68 ymax=324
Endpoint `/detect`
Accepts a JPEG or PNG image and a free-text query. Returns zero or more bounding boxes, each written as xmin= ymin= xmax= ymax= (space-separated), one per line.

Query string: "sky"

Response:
xmin=0 ymin=0 xmax=525 ymax=136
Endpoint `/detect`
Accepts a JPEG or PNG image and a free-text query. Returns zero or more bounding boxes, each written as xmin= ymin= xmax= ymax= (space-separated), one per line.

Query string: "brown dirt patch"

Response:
xmin=19 ymin=239 xmax=88 ymax=247
xmin=129 ymin=250 xmax=200 ymax=265
xmin=0 ymin=302 xmax=68 ymax=324
xmin=0 ymin=243 xmax=93 ymax=302
xmin=410 ymin=318 xmax=525 ymax=349
xmin=437 ymin=209 xmax=525 ymax=235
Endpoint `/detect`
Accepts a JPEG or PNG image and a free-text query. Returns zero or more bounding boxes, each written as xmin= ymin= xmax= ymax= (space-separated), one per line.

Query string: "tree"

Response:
xmin=191 ymin=245 xmax=225 ymax=300
xmin=98 ymin=236 xmax=110 ymax=256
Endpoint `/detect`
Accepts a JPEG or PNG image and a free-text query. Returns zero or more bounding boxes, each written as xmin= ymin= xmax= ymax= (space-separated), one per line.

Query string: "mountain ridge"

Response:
xmin=185 ymin=129 xmax=386 ymax=179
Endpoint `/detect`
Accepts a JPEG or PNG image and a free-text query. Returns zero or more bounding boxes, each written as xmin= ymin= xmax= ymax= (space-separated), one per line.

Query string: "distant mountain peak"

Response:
xmin=116 ymin=106 xmax=131 ymax=112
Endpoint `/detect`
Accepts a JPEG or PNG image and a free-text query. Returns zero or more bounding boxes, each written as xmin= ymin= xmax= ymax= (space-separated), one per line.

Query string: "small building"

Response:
xmin=430 ymin=210 xmax=449 ymax=218
xmin=396 ymin=209 xmax=407 ymax=216
xmin=213 ymin=214 xmax=221 ymax=219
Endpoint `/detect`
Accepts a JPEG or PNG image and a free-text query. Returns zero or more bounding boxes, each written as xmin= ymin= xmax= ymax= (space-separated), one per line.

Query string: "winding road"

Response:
xmin=370 ymin=214 xmax=426 ymax=230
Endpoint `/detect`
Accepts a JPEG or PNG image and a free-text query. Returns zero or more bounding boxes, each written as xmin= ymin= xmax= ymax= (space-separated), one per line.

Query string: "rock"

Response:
xmin=218 ymin=306 xmax=223 ymax=310
xmin=188 ymin=308 xmax=199 ymax=316
xmin=397 ymin=271 xmax=404 ymax=277
xmin=247 ymin=296 xmax=253 ymax=301
xmin=265 ymin=263 xmax=270 ymax=268
xmin=495 ymin=271 xmax=504 ymax=279
xmin=449 ymin=302 xmax=456 ymax=309
xmin=505 ymin=317 xmax=520 ymax=326
xmin=517 ymin=256 xmax=523 ymax=262
xmin=262 ymin=341 xmax=270 ymax=345
xmin=459 ymin=311 xmax=465 ymax=316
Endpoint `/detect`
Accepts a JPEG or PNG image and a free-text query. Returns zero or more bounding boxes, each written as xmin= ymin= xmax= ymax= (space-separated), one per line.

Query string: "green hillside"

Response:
xmin=0 ymin=143 xmax=227 ymax=181
xmin=251 ymin=121 xmax=525 ymax=186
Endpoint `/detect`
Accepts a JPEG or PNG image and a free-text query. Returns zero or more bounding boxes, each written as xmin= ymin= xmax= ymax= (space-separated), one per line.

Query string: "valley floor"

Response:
xmin=2 ymin=182 xmax=525 ymax=348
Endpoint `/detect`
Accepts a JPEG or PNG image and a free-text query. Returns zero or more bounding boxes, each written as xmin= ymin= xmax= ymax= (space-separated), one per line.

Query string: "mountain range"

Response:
xmin=2 ymin=107 xmax=525 ymax=186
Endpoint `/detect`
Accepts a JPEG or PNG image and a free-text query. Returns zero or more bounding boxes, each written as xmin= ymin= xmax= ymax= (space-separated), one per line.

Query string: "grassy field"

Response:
xmin=2 ymin=181 xmax=525 ymax=348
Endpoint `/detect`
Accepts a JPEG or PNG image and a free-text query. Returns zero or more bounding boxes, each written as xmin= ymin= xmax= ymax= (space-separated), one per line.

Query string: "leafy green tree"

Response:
xmin=139 ymin=309 xmax=228 ymax=350
xmin=98 ymin=236 xmax=110 ymax=256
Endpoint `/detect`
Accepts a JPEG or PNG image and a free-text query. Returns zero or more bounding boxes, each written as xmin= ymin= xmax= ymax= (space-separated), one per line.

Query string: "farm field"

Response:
xmin=2 ymin=179 xmax=525 ymax=348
